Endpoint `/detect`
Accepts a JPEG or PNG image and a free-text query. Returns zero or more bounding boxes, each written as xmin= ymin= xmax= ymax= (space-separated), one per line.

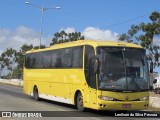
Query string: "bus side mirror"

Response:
xmin=153 ymin=79 xmax=157 ymax=84
xmin=150 ymin=61 xmax=153 ymax=73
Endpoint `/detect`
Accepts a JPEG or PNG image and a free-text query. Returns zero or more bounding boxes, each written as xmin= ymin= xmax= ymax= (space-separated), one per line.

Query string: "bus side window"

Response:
xmin=30 ymin=54 xmax=36 ymax=68
xmin=63 ymin=48 xmax=73 ymax=68
xmin=25 ymin=54 xmax=30 ymax=68
xmin=85 ymin=45 xmax=96 ymax=89
xmin=72 ymin=46 xmax=83 ymax=68
xmin=54 ymin=49 xmax=63 ymax=68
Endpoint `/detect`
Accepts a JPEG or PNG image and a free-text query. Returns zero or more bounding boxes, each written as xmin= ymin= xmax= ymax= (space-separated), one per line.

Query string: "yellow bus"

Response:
xmin=23 ymin=40 xmax=150 ymax=111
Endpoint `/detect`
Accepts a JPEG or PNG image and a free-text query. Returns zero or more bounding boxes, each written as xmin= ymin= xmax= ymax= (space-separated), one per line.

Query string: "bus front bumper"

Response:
xmin=96 ymin=100 xmax=149 ymax=110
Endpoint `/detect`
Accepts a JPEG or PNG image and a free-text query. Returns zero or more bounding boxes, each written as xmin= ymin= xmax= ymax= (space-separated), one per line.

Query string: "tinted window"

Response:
xmin=62 ymin=48 xmax=73 ymax=68
xmin=25 ymin=46 xmax=83 ymax=69
xmin=25 ymin=53 xmax=36 ymax=68
xmin=35 ymin=52 xmax=42 ymax=68
xmin=72 ymin=47 xmax=83 ymax=67
xmin=43 ymin=51 xmax=52 ymax=68
xmin=84 ymin=45 xmax=96 ymax=88
xmin=55 ymin=49 xmax=64 ymax=68
xmin=97 ymin=47 xmax=149 ymax=91
xmin=50 ymin=51 xmax=58 ymax=68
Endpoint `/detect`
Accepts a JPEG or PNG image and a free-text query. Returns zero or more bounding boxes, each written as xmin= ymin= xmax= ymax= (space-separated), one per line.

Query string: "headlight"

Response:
xmin=98 ymin=95 xmax=114 ymax=101
xmin=139 ymin=96 xmax=149 ymax=101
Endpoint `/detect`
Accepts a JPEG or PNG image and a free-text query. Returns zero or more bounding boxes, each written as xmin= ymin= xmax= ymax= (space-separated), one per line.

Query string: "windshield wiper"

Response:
xmin=122 ymin=90 xmax=135 ymax=92
xmin=98 ymin=88 xmax=149 ymax=92
xmin=98 ymin=89 xmax=125 ymax=92
xmin=122 ymin=48 xmax=128 ymax=90
xmin=122 ymin=89 xmax=149 ymax=92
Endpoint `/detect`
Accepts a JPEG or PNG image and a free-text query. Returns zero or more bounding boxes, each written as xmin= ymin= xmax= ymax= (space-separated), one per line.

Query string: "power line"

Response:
xmin=83 ymin=13 xmax=151 ymax=33
xmin=43 ymin=11 xmax=159 ymax=37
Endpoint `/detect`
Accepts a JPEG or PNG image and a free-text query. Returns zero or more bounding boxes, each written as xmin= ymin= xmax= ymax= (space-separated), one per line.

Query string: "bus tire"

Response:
xmin=76 ymin=92 xmax=85 ymax=112
xmin=157 ymin=89 xmax=160 ymax=94
xmin=33 ymin=86 xmax=39 ymax=101
xmin=154 ymin=89 xmax=158 ymax=94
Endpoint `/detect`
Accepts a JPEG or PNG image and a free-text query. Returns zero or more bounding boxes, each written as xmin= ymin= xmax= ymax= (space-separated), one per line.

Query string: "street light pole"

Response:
xmin=25 ymin=2 xmax=61 ymax=49
xmin=40 ymin=8 xmax=44 ymax=49
xmin=0 ymin=65 xmax=1 ymax=79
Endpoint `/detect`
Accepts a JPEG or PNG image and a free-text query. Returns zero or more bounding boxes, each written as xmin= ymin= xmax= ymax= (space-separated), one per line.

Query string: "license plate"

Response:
xmin=122 ymin=104 xmax=131 ymax=108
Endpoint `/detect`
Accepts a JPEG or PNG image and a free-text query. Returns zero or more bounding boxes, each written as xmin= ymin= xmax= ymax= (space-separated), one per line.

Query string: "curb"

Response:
xmin=0 ymin=79 xmax=23 ymax=86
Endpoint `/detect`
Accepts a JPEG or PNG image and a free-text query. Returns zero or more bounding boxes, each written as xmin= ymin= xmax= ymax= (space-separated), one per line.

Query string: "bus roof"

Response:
xmin=25 ymin=40 xmax=143 ymax=54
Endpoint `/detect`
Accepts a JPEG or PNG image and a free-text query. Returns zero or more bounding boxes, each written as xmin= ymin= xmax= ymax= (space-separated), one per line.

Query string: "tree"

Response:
xmin=50 ymin=30 xmax=85 ymax=46
xmin=119 ymin=11 xmax=160 ymax=68
xmin=33 ymin=45 xmax=46 ymax=50
xmin=0 ymin=43 xmax=46 ymax=79
xmin=0 ymin=56 xmax=5 ymax=78
xmin=1 ymin=48 xmax=17 ymax=79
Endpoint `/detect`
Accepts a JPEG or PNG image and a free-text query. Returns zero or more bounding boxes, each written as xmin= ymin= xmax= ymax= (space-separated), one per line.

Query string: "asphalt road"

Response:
xmin=0 ymin=83 xmax=159 ymax=120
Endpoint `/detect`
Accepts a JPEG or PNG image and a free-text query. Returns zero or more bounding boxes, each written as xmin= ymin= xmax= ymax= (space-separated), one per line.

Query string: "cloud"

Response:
xmin=59 ymin=27 xmax=76 ymax=34
xmin=0 ymin=50 xmax=2 ymax=55
xmin=0 ymin=26 xmax=119 ymax=55
xmin=0 ymin=26 xmax=47 ymax=54
xmin=59 ymin=27 xmax=118 ymax=41
xmin=82 ymin=27 xmax=118 ymax=41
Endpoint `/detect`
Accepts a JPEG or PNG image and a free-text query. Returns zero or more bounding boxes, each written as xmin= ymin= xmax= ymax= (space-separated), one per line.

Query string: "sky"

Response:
xmin=0 ymin=0 xmax=160 ymax=73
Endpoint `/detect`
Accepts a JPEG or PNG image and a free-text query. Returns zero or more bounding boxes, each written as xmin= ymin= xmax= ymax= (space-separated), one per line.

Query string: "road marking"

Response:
xmin=89 ymin=117 xmax=102 ymax=120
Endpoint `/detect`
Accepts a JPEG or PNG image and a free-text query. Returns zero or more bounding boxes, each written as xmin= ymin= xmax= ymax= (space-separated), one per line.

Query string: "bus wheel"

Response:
xmin=157 ymin=89 xmax=160 ymax=94
xmin=33 ymin=87 xmax=39 ymax=101
xmin=76 ymin=92 xmax=85 ymax=112
xmin=154 ymin=89 xmax=158 ymax=94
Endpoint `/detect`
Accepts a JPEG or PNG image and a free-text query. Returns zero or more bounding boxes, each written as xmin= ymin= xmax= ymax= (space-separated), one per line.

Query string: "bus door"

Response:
xmin=84 ymin=67 xmax=97 ymax=108
xmin=89 ymin=86 xmax=97 ymax=108
xmin=88 ymin=59 xmax=97 ymax=108
xmin=84 ymin=45 xmax=97 ymax=108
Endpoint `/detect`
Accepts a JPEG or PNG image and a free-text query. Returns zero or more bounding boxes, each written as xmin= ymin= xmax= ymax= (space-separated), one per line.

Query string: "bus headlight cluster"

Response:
xmin=139 ymin=96 xmax=149 ymax=101
xmin=98 ymin=95 xmax=114 ymax=101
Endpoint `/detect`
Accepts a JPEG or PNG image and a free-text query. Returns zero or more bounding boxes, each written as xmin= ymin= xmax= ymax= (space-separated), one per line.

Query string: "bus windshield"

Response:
xmin=97 ymin=47 xmax=149 ymax=92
